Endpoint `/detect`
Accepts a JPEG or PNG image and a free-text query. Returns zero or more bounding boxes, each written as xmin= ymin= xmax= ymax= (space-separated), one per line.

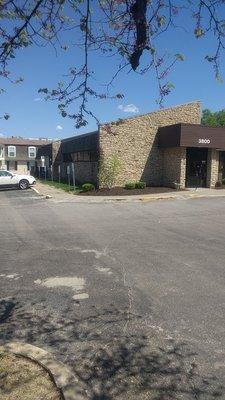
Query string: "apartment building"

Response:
xmin=0 ymin=137 xmax=51 ymax=174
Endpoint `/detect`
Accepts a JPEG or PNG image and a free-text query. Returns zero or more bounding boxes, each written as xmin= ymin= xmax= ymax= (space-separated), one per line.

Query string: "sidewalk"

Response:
xmin=0 ymin=342 xmax=84 ymax=400
xmin=0 ymin=351 xmax=61 ymax=400
xmin=33 ymin=182 xmax=225 ymax=203
xmin=33 ymin=181 xmax=75 ymax=201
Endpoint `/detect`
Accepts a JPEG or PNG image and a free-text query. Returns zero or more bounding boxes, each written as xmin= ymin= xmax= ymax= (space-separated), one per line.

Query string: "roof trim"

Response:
xmin=0 ymin=137 xmax=51 ymax=146
xmin=61 ymin=130 xmax=98 ymax=143
xmin=100 ymin=101 xmax=201 ymax=126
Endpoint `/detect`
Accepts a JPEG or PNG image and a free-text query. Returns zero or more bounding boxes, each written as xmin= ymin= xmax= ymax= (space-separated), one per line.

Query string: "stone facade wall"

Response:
xmin=162 ymin=147 xmax=186 ymax=188
xmin=73 ymin=161 xmax=98 ymax=185
xmin=60 ymin=161 xmax=98 ymax=186
xmin=207 ymin=149 xmax=219 ymax=188
xmin=99 ymin=102 xmax=201 ymax=187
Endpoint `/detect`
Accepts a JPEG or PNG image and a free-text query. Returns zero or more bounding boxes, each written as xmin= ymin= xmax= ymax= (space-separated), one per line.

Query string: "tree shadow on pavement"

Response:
xmin=0 ymin=299 xmax=17 ymax=324
xmin=0 ymin=298 xmax=224 ymax=400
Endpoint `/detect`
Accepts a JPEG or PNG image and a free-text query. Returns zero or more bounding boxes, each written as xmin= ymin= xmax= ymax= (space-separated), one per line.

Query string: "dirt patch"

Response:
xmin=0 ymin=352 xmax=62 ymax=400
xmin=78 ymin=186 xmax=181 ymax=196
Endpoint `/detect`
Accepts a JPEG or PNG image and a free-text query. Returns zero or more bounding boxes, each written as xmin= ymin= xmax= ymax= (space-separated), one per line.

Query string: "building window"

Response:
xmin=63 ymin=153 xmax=73 ymax=162
xmin=27 ymin=161 xmax=30 ymax=171
xmin=72 ymin=151 xmax=97 ymax=162
xmin=7 ymin=161 xmax=9 ymax=170
xmin=28 ymin=146 xmax=36 ymax=158
xmin=83 ymin=152 xmax=91 ymax=161
xmin=73 ymin=153 xmax=78 ymax=162
xmin=0 ymin=146 xmax=4 ymax=159
xmin=8 ymin=146 xmax=16 ymax=157
xmin=15 ymin=161 xmax=17 ymax=171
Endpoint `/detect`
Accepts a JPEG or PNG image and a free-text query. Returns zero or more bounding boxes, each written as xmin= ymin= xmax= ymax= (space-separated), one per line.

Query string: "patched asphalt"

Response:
xmin=1 ymin=190 xmax=225 ymax=399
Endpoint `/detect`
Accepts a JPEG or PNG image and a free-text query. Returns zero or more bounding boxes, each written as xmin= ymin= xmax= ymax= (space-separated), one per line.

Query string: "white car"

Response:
xmin=0 ymin=170 xmax=36 ymax=190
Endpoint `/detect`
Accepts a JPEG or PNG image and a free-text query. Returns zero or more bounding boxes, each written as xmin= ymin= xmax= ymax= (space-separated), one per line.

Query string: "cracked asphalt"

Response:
xmin=1 ymin=188 xmax=225 ymax=399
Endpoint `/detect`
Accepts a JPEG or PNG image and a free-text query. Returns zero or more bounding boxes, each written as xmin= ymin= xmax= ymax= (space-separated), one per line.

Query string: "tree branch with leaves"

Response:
xmin=0 ymin=0 xmax=225 ymax=127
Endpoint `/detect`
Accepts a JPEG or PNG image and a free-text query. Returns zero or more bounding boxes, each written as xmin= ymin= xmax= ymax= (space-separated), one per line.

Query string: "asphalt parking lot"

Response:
xmin=0 ymin=187 xmax=41 ymax=204
xmin=1 ymin=189 xmax=225 ymax=399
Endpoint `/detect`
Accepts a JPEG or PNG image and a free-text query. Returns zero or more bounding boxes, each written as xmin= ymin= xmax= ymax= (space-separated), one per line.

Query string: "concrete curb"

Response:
xmin=31 ymin=186 xmax=40 ymax=195
xmin=0 ymin=342 xmax=86 ymax=400
xmin=72 ymin=193 xmax=225 ymax=203
xmin=31 ymin=184 xmax=225 ymax=204
xmin=31 ymin=186 xmax=52 ymax=199
xmin=139 ymin=195 xmax=176 ymax=202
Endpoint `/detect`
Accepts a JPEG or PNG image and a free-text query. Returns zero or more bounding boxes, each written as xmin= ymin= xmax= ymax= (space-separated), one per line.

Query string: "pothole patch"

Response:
xmin=95 ymin=266 xmax=112 ymax=275
xmin=0 ymin=274 xmax=21 ymax=280
xmin=34 ymin=276 xmax=85 ymax=291
xmin=81 ymin=249 xmax=106 ymax=259
xmin=72 ymin=293 xmax=89 ymax=300
xmin=34 ymin=276 xmax=89 ymax=302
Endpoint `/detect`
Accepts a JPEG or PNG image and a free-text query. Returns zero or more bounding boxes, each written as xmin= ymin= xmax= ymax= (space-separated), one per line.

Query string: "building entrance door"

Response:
xmin=186 ymin=148 xmax=208 ymax=188
xmin=218 ymin=151 xmax=225 ymax=183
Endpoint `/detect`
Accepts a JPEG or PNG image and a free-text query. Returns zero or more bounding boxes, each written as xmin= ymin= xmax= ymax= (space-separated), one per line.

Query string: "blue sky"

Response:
xmin=0 ymin=9 xmax=225 ymax=140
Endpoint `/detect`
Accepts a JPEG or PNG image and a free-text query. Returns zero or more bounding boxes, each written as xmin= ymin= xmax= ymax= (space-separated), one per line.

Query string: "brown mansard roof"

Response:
xmin=158 ymin=123 xmax=225 ymax=150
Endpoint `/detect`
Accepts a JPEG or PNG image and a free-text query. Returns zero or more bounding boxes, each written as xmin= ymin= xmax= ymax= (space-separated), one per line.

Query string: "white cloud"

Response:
xmin=56 ymin=125 xmax=63 ymax=131
xmin=118 ymin=104 xmax=139 ymax=114
xmin=0 ymin=133 xmax=5 ymax=137
xmin=34 ymin=97 xmax=43 ymax=102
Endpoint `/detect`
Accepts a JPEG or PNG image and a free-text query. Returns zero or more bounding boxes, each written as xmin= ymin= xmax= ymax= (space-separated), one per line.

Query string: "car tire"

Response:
xmin=19 ymin=179 xmax=29 ymax=190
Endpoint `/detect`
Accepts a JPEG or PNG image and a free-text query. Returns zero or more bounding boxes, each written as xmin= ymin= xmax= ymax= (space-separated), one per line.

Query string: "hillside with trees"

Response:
xmin=201 ymin=109 xmax=225 ymax=127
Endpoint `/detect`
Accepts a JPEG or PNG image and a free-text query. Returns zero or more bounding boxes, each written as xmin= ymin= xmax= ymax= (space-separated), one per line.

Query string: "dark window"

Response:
xmin=83 ymin=152 xmax=91 ymax=161
xmin=63 ymin=153 xmax=73 ymax=162
xmin=7 ymin=161 xmax=9 ymax=171
xmin=74 ymin=151 xmax=95 ymax=162
xmin=64 ymin=151 xmax=98 ymax=163
xmin=27 ymin=162 xmax=30 ymax=171
xmin=71 ymin=152 xmax=82 ymax=161
xmin=90 ymin=152 xmax=98 ymax=162
xmin=15 ymin=161 xmax=17 ymax=171
xmin=73 ymin=153 xmax=78 ymax=161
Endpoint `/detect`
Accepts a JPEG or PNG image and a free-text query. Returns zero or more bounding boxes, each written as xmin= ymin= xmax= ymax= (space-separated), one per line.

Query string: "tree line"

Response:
xmin=201 ymin=109 xmax=225 ymax=127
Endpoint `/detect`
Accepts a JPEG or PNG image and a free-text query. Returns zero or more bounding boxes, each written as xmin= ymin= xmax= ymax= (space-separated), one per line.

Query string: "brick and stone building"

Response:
xmin=37 ymin=101 xmax=225 ymax=189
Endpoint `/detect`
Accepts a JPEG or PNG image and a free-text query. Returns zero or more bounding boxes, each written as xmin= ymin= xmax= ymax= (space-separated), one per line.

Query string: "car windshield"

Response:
xmin=0 ymin=171 xmax=12 ymax=177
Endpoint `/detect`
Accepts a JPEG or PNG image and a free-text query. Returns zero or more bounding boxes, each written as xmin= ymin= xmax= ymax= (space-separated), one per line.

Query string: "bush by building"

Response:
xmin=124 ymin=182 xmax=136 ymax=190
xmin=135 ymin=181 xmax=146 ymax=189
xmin=82 ymin=183 xmax=96 ymax=192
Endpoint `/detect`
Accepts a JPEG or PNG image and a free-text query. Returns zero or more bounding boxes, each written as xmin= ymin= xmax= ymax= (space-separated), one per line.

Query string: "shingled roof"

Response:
xmin=0 ymin=137 xmax=51 ymax=146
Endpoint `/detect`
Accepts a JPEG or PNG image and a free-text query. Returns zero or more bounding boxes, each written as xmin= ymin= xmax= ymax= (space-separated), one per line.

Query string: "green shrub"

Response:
xmin=82 ymin=183 xmax=95 ymax=192
xmin=222 ymin=178 xmax=225 ymax=185
xmin=124 ymin=182 xmax=136 ymax=190
xmin=98 ymin=154 xmax=122 ymax=189
xmin=135 ymin=181 xmax=146 ymax=189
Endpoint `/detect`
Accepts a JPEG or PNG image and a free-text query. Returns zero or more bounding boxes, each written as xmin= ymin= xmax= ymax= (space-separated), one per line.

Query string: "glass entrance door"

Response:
xmin=186 ymin=148 xmax=208 ymax=188
xmin=219 ymin=151 xmax=225 ymax=183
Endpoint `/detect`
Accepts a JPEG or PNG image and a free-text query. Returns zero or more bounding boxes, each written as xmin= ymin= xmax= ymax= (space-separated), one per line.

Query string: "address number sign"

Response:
xmin=198 ymin=138 xmax=211 ymax=144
